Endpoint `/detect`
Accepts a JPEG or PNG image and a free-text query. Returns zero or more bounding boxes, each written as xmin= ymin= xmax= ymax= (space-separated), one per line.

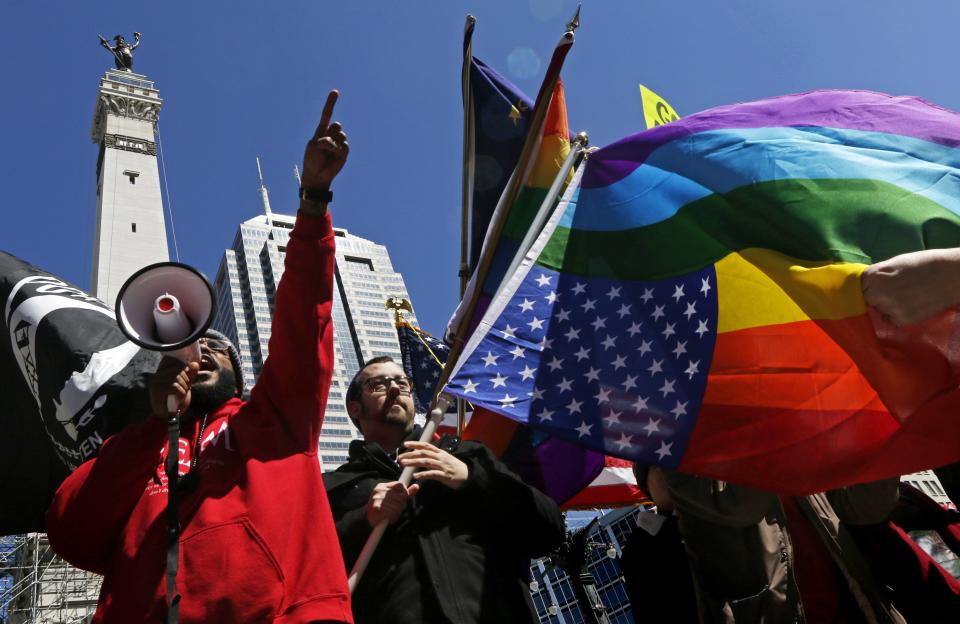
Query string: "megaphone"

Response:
xmin=115 ymin=261 xmax=215 ymax=362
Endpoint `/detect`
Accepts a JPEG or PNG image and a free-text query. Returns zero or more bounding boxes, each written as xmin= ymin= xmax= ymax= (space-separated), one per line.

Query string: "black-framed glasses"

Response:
xmin=199 ymin=338 xmax=231 ymax=353
xmin=363 ymin=375 xmax=412 ymax=395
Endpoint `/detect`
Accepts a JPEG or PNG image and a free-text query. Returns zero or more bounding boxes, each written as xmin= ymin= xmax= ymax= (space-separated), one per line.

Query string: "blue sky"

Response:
xmin=3 ymin=1 xmax=960 ymax=335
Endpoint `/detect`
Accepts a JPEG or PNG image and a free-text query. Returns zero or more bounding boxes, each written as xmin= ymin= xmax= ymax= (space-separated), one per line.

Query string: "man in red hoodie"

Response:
xmin=46 ymin=90 xmax=353 ymax=624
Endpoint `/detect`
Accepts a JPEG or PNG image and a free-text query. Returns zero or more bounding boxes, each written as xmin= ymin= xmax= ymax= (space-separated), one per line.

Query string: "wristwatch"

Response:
xmin=299 ymin=187 xmax=333 ymax=204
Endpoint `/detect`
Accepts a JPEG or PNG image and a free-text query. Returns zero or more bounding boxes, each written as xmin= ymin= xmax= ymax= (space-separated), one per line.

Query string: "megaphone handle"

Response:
xmin=167 ymin=395 xmax=180 ymax=414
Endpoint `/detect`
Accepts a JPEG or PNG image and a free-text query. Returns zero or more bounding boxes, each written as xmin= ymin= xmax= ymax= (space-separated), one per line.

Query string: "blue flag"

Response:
xmin=397 ymin=323 xmax=451 ymax=414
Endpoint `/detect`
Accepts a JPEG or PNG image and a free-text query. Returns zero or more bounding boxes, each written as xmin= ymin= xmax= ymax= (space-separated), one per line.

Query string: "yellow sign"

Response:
xmin=639 ymin=84 xmax=680 ymax=129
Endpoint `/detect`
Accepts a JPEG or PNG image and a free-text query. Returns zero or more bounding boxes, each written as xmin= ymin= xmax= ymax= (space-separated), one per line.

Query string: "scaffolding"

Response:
xmin=0 ymin=534 xmax=101 ymax=624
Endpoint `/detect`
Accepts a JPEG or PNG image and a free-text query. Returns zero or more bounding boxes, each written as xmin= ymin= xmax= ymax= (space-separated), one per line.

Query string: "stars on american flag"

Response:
xmin=445 ymin=264 xmax=718 ymax=467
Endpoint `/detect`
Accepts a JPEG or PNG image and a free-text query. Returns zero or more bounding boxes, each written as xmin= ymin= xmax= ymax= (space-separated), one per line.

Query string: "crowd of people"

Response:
xmin=43 ymin=92 xmax=960 ymax=623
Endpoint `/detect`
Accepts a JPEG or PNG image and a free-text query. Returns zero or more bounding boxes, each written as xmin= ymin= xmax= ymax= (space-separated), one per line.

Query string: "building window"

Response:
xmin=131 ymin=223 xmax=137 ymax=233
xmin=123 ymin=170 xmax=140 ymax=184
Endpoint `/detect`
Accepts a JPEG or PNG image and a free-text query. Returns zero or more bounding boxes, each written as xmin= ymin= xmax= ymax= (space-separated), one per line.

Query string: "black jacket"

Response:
xmin=323 ymin=427 xmax=565 ymax=624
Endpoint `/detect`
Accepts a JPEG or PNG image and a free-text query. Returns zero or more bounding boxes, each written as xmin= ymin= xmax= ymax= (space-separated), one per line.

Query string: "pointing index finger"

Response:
xmin=313 ymin=89 xmax=339 ymax=139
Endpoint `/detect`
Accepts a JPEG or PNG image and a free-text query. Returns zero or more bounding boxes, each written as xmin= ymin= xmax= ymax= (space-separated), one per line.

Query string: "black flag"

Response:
xmin=0 ymin=251 xmax=159 ymax=535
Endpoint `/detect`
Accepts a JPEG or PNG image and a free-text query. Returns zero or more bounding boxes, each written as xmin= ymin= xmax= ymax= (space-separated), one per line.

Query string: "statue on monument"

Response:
xmin=98 ymin=32 xmax=141 ymax=71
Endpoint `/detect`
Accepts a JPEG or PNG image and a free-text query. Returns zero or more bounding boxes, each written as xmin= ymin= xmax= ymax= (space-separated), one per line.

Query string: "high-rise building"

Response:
xmin=89 ymin=68 xmax=169 ymax=305
xmin=211 ymin=169 xmax=418 ymax=471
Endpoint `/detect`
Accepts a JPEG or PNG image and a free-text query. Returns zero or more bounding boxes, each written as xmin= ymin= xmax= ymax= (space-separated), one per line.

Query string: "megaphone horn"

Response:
xmin=115 ymin=262 xmax=215 ymax=355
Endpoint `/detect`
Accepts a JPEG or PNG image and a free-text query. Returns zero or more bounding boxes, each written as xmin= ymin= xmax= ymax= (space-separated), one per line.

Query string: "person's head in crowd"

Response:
xmin=346 ymin=356 xmax=416 ymax=450
xmin=634 ymin=463 xmax=675 ymax=513
xmin=190 ymin=329 xmax=243 ymax=414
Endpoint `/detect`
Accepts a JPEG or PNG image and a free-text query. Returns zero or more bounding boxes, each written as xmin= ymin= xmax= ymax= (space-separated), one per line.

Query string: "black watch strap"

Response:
xmin=299 ymin=187 xmax=333 ymax=203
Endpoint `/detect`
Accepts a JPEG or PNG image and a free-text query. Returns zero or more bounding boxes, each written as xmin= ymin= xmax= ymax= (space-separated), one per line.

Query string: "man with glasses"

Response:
xmin=47 ymin=91 xmax=354 ymax=623
xmin=323 ymin=356 xmax=565 ymax=624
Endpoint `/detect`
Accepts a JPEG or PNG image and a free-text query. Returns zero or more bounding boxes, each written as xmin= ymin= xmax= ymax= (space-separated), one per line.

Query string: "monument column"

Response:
xmin=89 ymin=67 xmax=169 ymax=305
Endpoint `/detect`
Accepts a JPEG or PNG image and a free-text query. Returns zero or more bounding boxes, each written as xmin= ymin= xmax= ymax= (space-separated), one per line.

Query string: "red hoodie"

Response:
xmin=46 ymin=211 xmax=353 ymax=623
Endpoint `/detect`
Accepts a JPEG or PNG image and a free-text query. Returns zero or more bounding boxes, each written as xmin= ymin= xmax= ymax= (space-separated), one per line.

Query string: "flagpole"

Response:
xmin=500 ymin=132 xmax=588 ymax=285
xmin=458 ymin=15 xmax=477 ymax=436
xmin=446 ymin=29 xmax=574 ymax=356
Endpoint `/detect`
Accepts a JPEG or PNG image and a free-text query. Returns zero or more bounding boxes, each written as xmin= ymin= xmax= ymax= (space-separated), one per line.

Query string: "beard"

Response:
xmin=376 ymin=397 xmax=415 ymax=431
xmin=189 ymin=367 xmax=238 ymax=416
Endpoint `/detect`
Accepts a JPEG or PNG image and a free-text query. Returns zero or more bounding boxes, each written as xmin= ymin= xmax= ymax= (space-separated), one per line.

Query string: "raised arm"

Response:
xmin=245 ymin=90 xmax=349 ymax=450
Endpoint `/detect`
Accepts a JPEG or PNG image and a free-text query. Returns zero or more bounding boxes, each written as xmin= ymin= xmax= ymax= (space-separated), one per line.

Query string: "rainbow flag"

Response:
xmin=444 ymin=90 xmax=960 ymax=495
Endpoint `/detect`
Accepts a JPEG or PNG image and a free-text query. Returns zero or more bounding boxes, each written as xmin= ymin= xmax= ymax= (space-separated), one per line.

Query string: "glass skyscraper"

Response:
xmin=211 ymin=210 xmax=419 ymax=471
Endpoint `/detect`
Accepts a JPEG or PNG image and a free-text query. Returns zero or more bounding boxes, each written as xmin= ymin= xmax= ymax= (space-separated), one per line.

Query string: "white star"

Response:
xmin=556 ymin=377 xmax=574 ymax=394
xmin=616 ymin=303 xmax=632 ymax=319
xmin=683 ymin=301 xmax=697 ymax=320
xmin=633 ymin=395 xmax=650 ymax=412
xmin=626 ymin=321 xmax=643 ymax=337
xmin=662 ymin=322 xmax=676 ymax=339
xmin=545 ymin=291 xmax=558 ymax=304
xmin=555 ymin=308 xmax=571 ymax=322
xmin=530 ymin=387 xmax=545 ymax=400
xmin=463 ymin=380 xmax=478 ymax=394
xmin=659 ymin=379 xmax=676 ymax=397
xmin=637 ymin=340 xmax=652 ymax=356
xmin=584 ymin=367 xmax=601 ymax=383
xmin=672 ymin=340 xmax=687 ymax=359
xmin=640 ymin=288 xmax=654 ymax=303
xmin=536 ymin=274 xmax=552 ymax=287
xmin=643 ymin=417 xmax=661 ymax=437
xmin=502 ymin=325 xmax=517 ymax=338
xmin=432 ymin=370 xmax=439 ymax=378
xmin=622 ymin=374 xmax=638 ymax=391
xmin=519 ymin=298 xmax=535 ymax=312
xmin=684 ymin=360 xmax=700 ymax=379
xmin=615 ymin=432 xmax=633 ymax=450
xmin=648 ymin=359 xmax=663 ymax=375
xmin=611 ymin=354 xmax=628 ymax=370
xmin=571 ymin=282 xmax=587 ymax=295
xmin=564 ymin=327 xmax=581 ymax=342
xmin=672 ymin=284 xmax=685 ymax=302
xmin=655 ymin=441 xmax=673 ymax=460
xmin=482 ymin=352 xmax=499 ymax=367
xmin=601 ymin=335 xmax=617 ymax=350
xmin=420 ymin=361 xmax=429 ymax=369
xmin=536 ymin=407 xmax=554 ymax=421
xmin=491 ymin=373 xmax=508 ymax=388
xmin=607 ymin=410 xmax=622 ymax=425
xmin=695 ymin=320 xmax=709 ymax=338
xmin=575 ymin=420 xmax=592 ymax=437
xmin=500 ymin=393 xmax=517 ymax=407
xmin=547 ymin=356 xmax=564 ymax=372
xmin=540 ymin=336 xmax=554 ymax=350
xmin=651 ymin=305 xmax=665 ymax=321
xmin=527 ymin=317 xmax=545 ymax=331
xmin=595 ymin=387 xmax=612 ymax=404
xmin=567 ymin=398 xmax=584 ymax=415
xmin=574 ymin=346 xmax=591 ymax=361
xmin=700 ymin=277 xmax=712 ymax=297
xmin=581 ymin=298 xmax=597 ymax=313
xmin=590 ymin=315 xmax=607 ymax=331
xmin=670 ymin=400 xmax=688 ymax=419
xmin=519 ymin=365 xmax=536 ymax=380
xmin=606 ymin=286 xmax=622 ymax=300
xmin=510 ymin=345 xmax=526 ymax=360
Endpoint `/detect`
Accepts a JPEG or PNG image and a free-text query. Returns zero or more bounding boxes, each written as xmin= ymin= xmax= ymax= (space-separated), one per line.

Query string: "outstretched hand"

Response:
xmin=300 ymin=90 xmax=349 ymax=206
xmin=862 ymin=248 xmax=960 ymax=326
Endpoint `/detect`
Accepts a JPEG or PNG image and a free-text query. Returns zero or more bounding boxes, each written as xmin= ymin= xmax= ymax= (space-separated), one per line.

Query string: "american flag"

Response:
xmin=445 ymin=262 xmax=718 ymax=468
xmin=396 ymin=322 xmax=451 ymax=415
